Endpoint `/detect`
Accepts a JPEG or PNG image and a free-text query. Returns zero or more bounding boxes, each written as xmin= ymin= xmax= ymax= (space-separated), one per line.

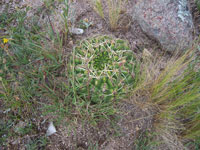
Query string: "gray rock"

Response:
xmin=132 ymin=0 xmax=194 ymax=51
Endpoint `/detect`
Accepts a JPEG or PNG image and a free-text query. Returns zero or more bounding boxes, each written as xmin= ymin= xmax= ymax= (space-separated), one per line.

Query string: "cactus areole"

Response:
xmin=68 ymin=35 xmax=138 ymax=103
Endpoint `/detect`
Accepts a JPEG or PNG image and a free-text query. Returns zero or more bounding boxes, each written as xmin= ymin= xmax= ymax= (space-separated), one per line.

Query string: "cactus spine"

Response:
xmin=68 ymin=35 xmax=138 ymax=103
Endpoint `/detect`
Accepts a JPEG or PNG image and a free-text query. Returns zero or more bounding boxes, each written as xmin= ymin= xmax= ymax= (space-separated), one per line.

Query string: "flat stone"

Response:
xmin=132 ymin=0 xmax=194 ymax=51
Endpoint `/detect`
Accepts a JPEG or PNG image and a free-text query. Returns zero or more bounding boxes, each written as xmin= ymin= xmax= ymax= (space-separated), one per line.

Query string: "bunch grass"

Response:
xmin=88 ymin=0 xmax=104 ymax=19
xmin=107 ymin=0 xmax=124 ymax=31
xmin=61 ymin=0 xmax=70 ymax=39
xmin=88 ymin=0 xmax=127 ymax=31
xmin=131 ymin=45 xmax=200 ymax=147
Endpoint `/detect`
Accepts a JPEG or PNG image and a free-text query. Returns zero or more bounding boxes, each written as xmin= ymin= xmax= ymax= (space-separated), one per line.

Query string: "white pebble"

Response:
xmin=46 ymin=122 xmax=56 ymax=136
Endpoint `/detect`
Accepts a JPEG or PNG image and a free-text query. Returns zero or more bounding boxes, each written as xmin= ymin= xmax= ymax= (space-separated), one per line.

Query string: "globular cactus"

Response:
xmin=68 ymin=35 xmax=138 ymax=103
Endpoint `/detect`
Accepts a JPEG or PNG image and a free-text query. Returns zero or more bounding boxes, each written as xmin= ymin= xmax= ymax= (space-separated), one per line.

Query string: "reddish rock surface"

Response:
xmin=132 ymin=0 xmax=194 ymax=51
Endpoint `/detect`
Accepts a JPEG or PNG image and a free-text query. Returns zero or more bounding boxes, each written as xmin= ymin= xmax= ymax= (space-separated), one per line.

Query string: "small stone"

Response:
xmin=70 ymin=27 xmax=84 ymax=35
xmin=3 ymin=108 xmax=10 ymax=113
xmin=135 ymin=125 xmax=140 ymax=131
xmin=46 ymin=122 xmax=56 ymax=136
xmin=69 ymin=40 xmax=74 ymax=47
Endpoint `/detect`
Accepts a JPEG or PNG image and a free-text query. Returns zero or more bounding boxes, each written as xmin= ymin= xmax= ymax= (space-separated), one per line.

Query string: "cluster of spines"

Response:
xmin=69 ymin=35 xmax=137 ymax=103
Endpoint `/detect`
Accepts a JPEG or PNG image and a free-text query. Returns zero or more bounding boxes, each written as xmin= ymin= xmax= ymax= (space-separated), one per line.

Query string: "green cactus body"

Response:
xmin=68 ymin=35 xmax=138 ymax=103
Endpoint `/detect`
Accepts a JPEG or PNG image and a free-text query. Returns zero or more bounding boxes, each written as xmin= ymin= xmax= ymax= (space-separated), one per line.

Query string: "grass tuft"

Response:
xmin=107 ymin=0 xmax=125 ymax=31
xmin=131 ymin=45 xmax=200 ymax=148
xmin=88 ymin=0 xmax=104 ymax=19
xmin=88 ymin=0 xmax=127 ymax=31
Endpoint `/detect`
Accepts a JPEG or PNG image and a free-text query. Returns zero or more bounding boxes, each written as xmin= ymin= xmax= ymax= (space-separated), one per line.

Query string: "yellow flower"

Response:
xmin=3 ymin=38 xmax=9 ymax=44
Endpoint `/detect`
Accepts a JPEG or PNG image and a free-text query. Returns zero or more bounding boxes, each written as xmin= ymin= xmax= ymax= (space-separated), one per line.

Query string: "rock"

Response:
xmin=70 ymin=27 xmax=84 ymax=35
xmin=46 ymin=122 xmax=56 ymax=136
xmin=132 ymin=0 xmax=194 ymax=52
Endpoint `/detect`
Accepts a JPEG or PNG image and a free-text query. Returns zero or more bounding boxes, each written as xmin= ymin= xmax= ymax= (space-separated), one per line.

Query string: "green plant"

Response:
xmin=88 ymin=142 xmax=99 ymax=150
xmin=44 ymin=0 xmax=55 ymax=8
xmin=89 ymin=0 xmax=104 ymax=19
xmin=151 ymin=50 xmax=200 ymax=140
xmin=88 ymin=0 xmax=127 ymax=31
xmin=185 ymin=137 xmax=200 ymax=150
xmin=0 ymin=8 xmax=64 ymax=148
xmin=61 ymin=0 xmax=69 ymax=38
xmin=25 ymin=136 xmax=48 ymax=150
xmin=132 ymin=46 xmax=200 ymax=147
xmin=79 ymin=19 xmax=93 ymax=30
xmin=107 ymin=0 xmax=125 ymax=31
xmin=195 ymin=0 xmax=200 ymax=12
xmin=68 ymin=35 xmax=138 ymax=104
xmin=180 ymin=69 xmax=200 ymax=139
xmin=0 ymin=119 xmax=14 ymax=146
xmin=0 ymin=11 xmax=18 ymax=29
xmin=135 ymin=131 xmax=158 ymax=150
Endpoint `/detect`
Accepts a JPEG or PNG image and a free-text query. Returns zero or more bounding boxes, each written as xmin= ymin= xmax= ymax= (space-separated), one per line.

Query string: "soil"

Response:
xmin=69 ymin=0 xmax=160 ymax=54
xmin=46 ymin=102 xmax=153 ymax=150
xmin=0 ymin=0 xmax=199 ymax=149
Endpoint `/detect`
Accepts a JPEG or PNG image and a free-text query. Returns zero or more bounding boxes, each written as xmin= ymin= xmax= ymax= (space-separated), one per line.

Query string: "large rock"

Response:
xmin=132 ymin=0 xmax=194 ymax=51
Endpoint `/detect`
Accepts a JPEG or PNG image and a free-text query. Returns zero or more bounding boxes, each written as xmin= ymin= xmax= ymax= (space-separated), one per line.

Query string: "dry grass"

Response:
xmin=107 ymin=0 xmax=124 ymax=31
xmin=88 ymin=0 xmax=104 ymax=19
xmin=88 ymin=0 xmax=127 ymax=31
xmin=130 ymin=43 xmax=200 ymax=149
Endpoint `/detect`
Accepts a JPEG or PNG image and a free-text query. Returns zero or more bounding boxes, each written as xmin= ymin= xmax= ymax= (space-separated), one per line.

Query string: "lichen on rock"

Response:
xmin=178 ymin=0 xmax=192 ymax=23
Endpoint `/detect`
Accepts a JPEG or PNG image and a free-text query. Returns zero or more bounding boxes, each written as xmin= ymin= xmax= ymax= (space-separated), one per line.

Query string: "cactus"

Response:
xmin=68 ymin=35 xmax=138 ymax=103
